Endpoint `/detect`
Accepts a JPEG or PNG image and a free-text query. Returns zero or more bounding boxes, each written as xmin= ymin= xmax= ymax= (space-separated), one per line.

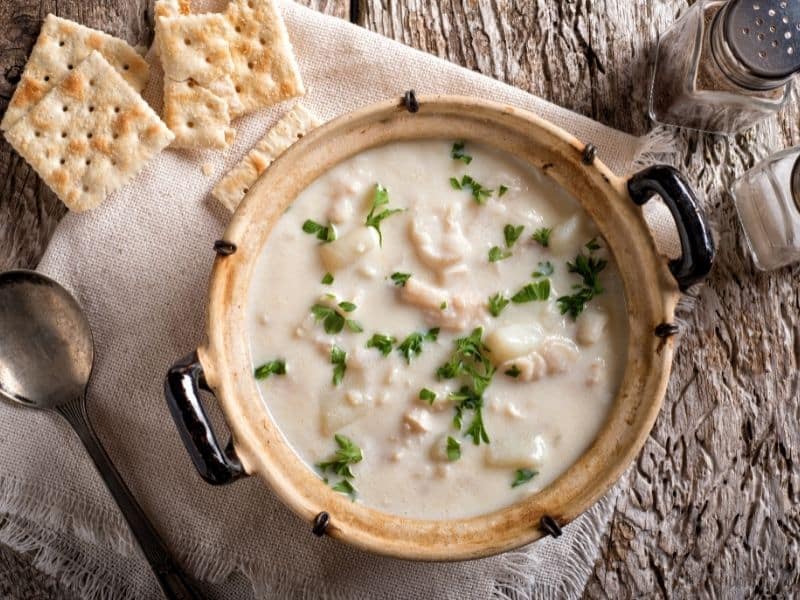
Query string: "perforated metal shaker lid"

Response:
xmin=724 ymin=0 xmax=800 ymax=79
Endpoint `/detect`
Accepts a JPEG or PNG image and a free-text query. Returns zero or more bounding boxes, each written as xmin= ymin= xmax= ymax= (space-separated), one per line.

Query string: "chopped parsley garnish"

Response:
xmin=488 ymin=246 xmax=512 ymax=262
xmin=330 ymin=345 xmax=347 ymax=386
xmin=446 ymin=436 xmax=462 ymax=461
xmin=365 ymin=183 xmax=403 ymax=246
xmin=332 ymin=478 xmax=357 ymax=500
xmin=390 ymin=272 xmax=411 ymax=287
xmin=450 ymin=175 xmax=493 ymax=204
xmin=366 ymin=333 xmax=396 ymax=356
xmin=512 ymin=468 xmax=538 ymax=488
xmin=437 ymin=328 xmax=495 ymax=445
xmin=585 ymin=237 xmax=601 ymax=251
xmin=504 ymin=364 xmax=521 ymax=378
xmin=302 ymin=219 xmax=336 ymax=243
xmin=318 ymin=434 xmax=362 ymax=498
xmin=487 ymin=293 xmax=510 ymax=317
xmin=556 ymin=241 xmax=607 ymax=319
xmin=450 ymin=386 xmax=489 ymax=445
xmin=511 ymin=279 xmax=551 ymax=303
xmin=419 ymin=388 xmax=437 ymax=405
xmin=451 ymin=141 xmax=473 ymax=164
xmin=440 ymin=300 xmax=447 ymax=310
xmin=254 ymin=359 xmax=286 ymax=380
xmin=311 ymin=301 xmax=361 ymax=334
xmin=397 ymin=328 xmax=439 ymax=363
xmin=531 ymin=227 xmax=552 ymax=247
xmin=504 ymin=224 xmax=524 ymax=248
xmin=498 ymin=184 xmax=509 ymax=197
xmin=321 ymin=272 xmax=334 ymax=285
xmin=532 ymin=261 xmax=554 ymax=278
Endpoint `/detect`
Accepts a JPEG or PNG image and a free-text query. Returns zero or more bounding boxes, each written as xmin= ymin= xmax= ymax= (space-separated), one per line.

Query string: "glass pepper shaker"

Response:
xmin=732 ymin=147 xmax=800 ymax=270
xmin=650 ymin=0 xmax=800 ymax=134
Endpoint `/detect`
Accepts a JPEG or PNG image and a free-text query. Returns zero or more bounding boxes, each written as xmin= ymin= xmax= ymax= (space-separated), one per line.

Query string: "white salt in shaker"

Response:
xmin=733 ymin=147 xmax=800 ymax=270
xmin=650 ymin=0 xmax=800 ymax=134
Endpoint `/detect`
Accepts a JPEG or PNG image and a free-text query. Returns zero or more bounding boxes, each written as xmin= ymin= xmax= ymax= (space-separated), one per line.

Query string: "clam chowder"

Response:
xmin=247 ymin=140 xmax=627 ymax=519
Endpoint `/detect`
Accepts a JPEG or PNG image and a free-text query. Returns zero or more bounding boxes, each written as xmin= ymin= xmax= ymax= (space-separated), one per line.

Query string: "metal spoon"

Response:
xmin=0 ymin=270 xmax=202 ymax=600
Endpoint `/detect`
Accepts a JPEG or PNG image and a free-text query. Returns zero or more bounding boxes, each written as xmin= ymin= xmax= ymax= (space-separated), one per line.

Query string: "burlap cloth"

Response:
xmin=0 ymin=1 xmax=680 ymax=598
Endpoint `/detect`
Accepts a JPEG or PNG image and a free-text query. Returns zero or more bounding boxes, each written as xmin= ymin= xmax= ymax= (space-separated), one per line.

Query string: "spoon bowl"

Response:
xmin=0 ymin=270 xmax=93 ymax=409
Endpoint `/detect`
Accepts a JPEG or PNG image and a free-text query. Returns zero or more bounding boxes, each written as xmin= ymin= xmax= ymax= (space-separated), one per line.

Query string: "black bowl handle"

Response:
xmin=627 ymin=165 xmax=715 ymax=291
xmin=164 ymin=351 xmax=247 ymax=485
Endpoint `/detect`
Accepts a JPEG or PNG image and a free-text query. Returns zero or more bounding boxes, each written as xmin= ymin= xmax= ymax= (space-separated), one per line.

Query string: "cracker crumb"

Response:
xmin=201 ymin=162 xmax=214 ymax=176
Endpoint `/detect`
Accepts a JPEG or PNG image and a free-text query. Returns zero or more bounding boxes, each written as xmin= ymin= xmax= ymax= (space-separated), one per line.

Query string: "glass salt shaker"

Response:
xmin=732 ymin=147 xmax=800 ymax=270
xmin=650 ymin=0 xmax=800 ymax=134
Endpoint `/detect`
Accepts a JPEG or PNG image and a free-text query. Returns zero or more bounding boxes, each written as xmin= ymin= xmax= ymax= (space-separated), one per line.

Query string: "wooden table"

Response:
xmin=1 ymin=1 xmax=798 ymax=597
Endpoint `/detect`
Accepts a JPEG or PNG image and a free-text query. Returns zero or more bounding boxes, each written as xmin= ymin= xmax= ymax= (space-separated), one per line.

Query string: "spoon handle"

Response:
xmin=58 ymin=398 xmax=203 ymax=600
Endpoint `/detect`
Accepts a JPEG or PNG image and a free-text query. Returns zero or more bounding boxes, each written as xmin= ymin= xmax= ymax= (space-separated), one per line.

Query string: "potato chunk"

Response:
xmin=576 ymin=308 xmax=608 ymax=346
xmin=485 ymin=434 xmax=548 ymax=469
xmin=319 ymin=226 xmax=379 ymax=272
xmin=485 ymin=324 xmax=544 ymax=365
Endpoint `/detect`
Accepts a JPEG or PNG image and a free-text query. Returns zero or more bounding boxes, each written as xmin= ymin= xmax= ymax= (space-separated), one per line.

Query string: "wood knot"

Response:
xmin=655 ymin=322 xmax=679 ymax=337
xmin=403 ymin=90 xmax=419 ymax=113
xmin=540 ymin=515 xmax=562 ymax=538
xmin=312 ymin=511 xmax=330 ymax=536
xmin=213 ymin=240 xmax=237 ymax=256
xmin=581 ymin=143 xmax=597 ymax=165
xmin=4 ymin=65 xmax=22 ymax=85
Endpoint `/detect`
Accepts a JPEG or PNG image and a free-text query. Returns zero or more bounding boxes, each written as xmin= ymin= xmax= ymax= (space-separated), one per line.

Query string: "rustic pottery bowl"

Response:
xmin=165 ymin=94 xmax=714 ymax=561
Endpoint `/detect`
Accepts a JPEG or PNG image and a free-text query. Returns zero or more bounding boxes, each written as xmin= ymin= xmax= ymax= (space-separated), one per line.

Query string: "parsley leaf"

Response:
xmin=504 ymin=364 xmax=521 ymax=378
xmin=446 ymin=436 xmax=462 ymax=461
xmin=390 ymin=272 xmax=411 ymax=287
xmin=511 ymin=279 xmax=551 ymax=303
xmin=556 ymin=244 xmax=608 ymax=319
xmin=437 ymin=327 xmax=495 ymax=396
xmin=330 ymin=345 xmax=347 ymax=386
xmin=488 ymin=246 xmax=512 ymax=263
xmin=458 ymin=175 xmax=493 ymax=204
xmin=440 ymin=300 xmax=448 ymax=310
xmin=365 ymin=183 xmax=403 ymax=246
xmin=397 ymin=328 xmax=439 ymax=363
xmin=487 ymin=293 xmax=510 ymax=317
xmin=451 ymin=141 xmax=472 ymax=164
xmin=504 ymin=224 xmax=524 ymax=248
xmin=498 ymin=184 xmax=509 ymax=197
xmin=531 ymin=227 xmax=552 ymax=247
xmin=450 ymin=386 xmax=490 ymax=445
xmin=512 ymin=468 xmax=538 ymax=488
xmin=366 ymin=333 xmax=396 ymax=356
xmin=345 ymin=319 xmax=363 ymax=332
xmin=321 ymin=272 xmax=334 ymax=285
xmin=419 ymin=388 xmax=437 ymax=404
xmin=254 ymin=359 xmax=286 ymax=380
xmin=585 ymin=237 xmax=601 ymax=251
xmin=332 ymin=478 xmax=357 ymax=499
xmin=311 ymin=304 xmax=345 ymax=334
xmin=317 ymin=434 xmax=363 ymax=478
xmin=450 ymin=177 xmax=462 ymax=190
xmin=302 ymin=219 xmax=337 ymax=243
xmin=532 ymin=261 xmax=554 ymax=278
xmin=338 ymin=301 xmax=356 ymax=313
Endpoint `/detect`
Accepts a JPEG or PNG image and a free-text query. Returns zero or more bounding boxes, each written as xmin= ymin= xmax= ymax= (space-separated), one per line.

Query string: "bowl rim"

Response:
xmin=199 ymin=94 xmax=680 ymax=561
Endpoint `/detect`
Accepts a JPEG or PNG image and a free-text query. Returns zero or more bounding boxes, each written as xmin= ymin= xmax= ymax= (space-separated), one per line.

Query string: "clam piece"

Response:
xmin=408 ymin=203 xmax=471 ymax=275
xmin=540 ymin=337 xmax=580 ymax=374
xmin=399 ymin=277 xmax=483 ymax=330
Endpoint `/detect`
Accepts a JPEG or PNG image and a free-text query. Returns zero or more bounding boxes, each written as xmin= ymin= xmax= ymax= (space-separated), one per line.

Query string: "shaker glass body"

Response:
xmin=733 ymin=147 xmax=800 ymax=271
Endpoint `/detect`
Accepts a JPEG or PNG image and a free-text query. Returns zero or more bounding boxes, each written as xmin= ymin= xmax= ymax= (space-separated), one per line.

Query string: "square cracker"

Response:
xmin=1 ymin=14 xmax=149 ymax=131
xmin=163 ymin=79 xmax=234 ymax=149
xmin=224 ymin=0 xmax=305 ymax=117
xmin=158 ymin=13 xmax=233 ymax=86
xmin=213 ymin=103 xmax=320 ymax=211
xmin=4 ymin=52 xmax=174 ymax=212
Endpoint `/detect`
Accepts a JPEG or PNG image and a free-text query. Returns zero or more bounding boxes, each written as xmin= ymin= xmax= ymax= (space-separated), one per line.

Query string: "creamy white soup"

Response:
xmin=247 ymin=139 xmax=627 ymax=520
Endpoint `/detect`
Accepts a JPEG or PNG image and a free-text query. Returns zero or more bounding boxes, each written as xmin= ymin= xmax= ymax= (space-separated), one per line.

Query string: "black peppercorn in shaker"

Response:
xmin=650 ymin=0 xmax=800 ymax=134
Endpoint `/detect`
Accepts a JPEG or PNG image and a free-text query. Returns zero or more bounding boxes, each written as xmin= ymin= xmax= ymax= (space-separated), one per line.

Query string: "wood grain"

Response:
xmin=1 ymin=0 xmax=799 ymax=597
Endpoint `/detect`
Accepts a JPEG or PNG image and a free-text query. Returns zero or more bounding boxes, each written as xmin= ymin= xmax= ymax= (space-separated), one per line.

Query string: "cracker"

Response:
xmin=163 ymin=79 xmax=234 ymax=149
xmin=4 ymin=52 xmax=174 ymax=212
xmin=213 ymin=103 xmax=320 ymax=211
xmin=223 ymin=0 xmax=305 ymax=117
xmin=153 ymin=0 xmax=192 ymax=56
xmin=1 ymin=14 xmax=149 ymax=131
xmin=158 ymin=13 xmax=234 ymax=86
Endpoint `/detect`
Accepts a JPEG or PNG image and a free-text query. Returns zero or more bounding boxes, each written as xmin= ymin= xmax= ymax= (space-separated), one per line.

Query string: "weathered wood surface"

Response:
xmin=1 ymin=0 xmax=799 ymax=597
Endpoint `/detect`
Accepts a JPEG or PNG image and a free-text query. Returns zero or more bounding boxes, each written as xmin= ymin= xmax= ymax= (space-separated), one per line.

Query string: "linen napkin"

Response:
xmin=0 ymin=1 xmax=679 ymax=598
